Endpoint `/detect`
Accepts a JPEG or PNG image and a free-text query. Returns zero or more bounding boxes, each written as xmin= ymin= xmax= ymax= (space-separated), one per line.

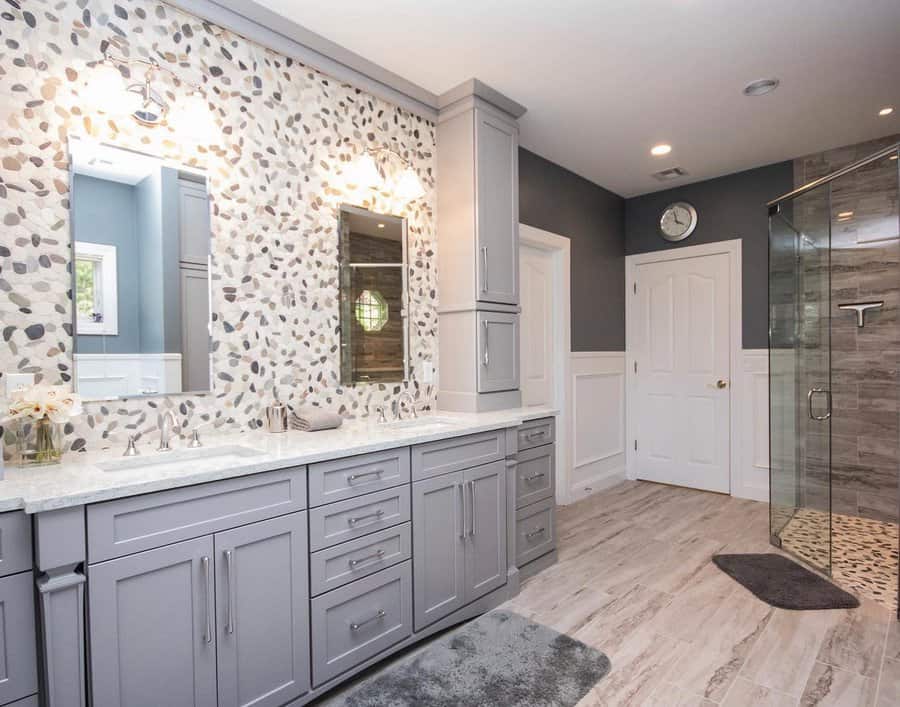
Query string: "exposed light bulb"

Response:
xmin=346 ymin=153 xmax=383 ymax=190
xmin=393 ymin=167 xmax=426 ymax=201
xmin=173 ymin=90 xmax=215 ymax=141
xmin=82 ymin=61 xmax=138 ymax=115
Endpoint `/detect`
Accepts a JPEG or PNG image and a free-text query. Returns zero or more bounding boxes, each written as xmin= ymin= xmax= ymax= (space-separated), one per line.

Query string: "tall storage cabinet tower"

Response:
xmin=436 ymin=81 xmax=527 ymax=412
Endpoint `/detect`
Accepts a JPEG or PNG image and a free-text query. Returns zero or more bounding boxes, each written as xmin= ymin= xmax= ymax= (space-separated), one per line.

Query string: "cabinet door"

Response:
xmin=412 ymin=471 xmax=466 ymax=631
xmin=215 ymin=513 xmax=310 ymax=707
xmin=464 ymin=461 xmax=507 ymax=602
xmin=178 ymin=179 xmax=210 ymax=266
xmin=475 ymin=108 xmax=518 ymax=305
xmin=476 ymin=311 xmax=520 ymax=393
xmin=180 ymin=265 xmax=211 ymax=393
xmin=88 ymin=536 xmax=217 ymax=707
xmin=0 ymin=572 xmax=38 ymax=705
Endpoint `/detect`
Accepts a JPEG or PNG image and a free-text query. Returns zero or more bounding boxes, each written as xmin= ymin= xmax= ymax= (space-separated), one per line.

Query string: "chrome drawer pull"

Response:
xmin=350 ymin=608 xmax=386 ymax=632
xmin=348 ymin=469 xmax=383 ymax=483
xmin=201 ymin=556 xmax=212 ymax=644
xmin=224 ymin=549 xmax=235 ymax=635
xmin=347 ymin=509 xmax=385 ymax=526
xmin=523 ymin=472 xmax=546 ymax=482
xmin=459 ymin=483 xmax=467 ymax=539
xmin=470 ymin=480 xmax=477 ymax=537
xmin=526 ymin=430 xmax=546 ymax=441
xmin=526 ymin=527 xmax=546 ymax=539
xmin=349 ymin=549 xmax=386 ymax=569
xmin=480 ymin=246 xmax=488 ymax=292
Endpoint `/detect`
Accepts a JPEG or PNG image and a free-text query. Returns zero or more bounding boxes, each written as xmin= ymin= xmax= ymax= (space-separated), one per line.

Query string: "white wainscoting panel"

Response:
xmin=74 ymin=353 xmax=183 ymax=399
xmin=735 ymin=349 xmax=769 ymax=501
xmin=567 ymin=352 xmax=626 ymax=503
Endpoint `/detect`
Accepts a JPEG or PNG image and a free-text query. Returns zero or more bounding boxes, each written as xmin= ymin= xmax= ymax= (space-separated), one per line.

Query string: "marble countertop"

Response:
xmin=0 ymin=407 xmax=557 ymax=514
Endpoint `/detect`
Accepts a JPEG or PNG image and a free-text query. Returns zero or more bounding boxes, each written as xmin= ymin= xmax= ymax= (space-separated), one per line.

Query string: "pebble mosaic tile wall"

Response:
xmin=0 ymin=0 xmax=437 ymax=454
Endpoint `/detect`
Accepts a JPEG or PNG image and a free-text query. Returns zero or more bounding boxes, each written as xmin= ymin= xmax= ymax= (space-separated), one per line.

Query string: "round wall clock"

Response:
xmin=659 ymin=201 xmax=698 ymax=242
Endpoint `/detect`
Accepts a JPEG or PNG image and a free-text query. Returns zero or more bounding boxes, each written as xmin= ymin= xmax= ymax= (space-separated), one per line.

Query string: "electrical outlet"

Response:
xmin=422 ymin=361 xmax=434 ymax=384
xmin=5 ymin=373 xmax=34 ymax=398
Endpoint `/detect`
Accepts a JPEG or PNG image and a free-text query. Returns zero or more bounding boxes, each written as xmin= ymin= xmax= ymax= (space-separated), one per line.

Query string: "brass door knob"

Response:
xmin=716 ymin=379 xmax=728 ymax=389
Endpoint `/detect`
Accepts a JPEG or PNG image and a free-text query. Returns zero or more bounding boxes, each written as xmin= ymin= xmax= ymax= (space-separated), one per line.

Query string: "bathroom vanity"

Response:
xmin=0 ymin=410 xmax=556 ymax=707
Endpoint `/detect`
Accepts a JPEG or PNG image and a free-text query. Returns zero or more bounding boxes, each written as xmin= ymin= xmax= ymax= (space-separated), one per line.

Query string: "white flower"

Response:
xmin=2 ymin=384 xmax=84 ymax=424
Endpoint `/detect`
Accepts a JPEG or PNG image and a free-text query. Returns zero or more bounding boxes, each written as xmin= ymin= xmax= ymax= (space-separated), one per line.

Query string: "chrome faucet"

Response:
xmin=397 ymin=391 xmax=417 ymax=420
xmin=157 ymin=410 xmax=180 ymax=452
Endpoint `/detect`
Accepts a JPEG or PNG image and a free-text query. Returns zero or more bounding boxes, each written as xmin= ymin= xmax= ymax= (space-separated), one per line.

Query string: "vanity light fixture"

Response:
xmin=651 ymin=144 xmax=672 ymax=157
xmin=347 ymin=147 xmax=426 ymax=201
xmin=879 ymin=107 xmax=894 ymax=116
xmin=84 ymin=53 xmax=214 ymax=136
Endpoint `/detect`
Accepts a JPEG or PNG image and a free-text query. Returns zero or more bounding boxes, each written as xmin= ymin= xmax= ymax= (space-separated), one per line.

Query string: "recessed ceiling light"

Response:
xmin=651 ymin=144 xmax=672 ymax=157
xmin=879 ymin=107 xmax=894 ymax=116
xmin=743 ymin=78 xmax=780 ymax=97
xmin=377 ymin=223 xmax=385 ymax=229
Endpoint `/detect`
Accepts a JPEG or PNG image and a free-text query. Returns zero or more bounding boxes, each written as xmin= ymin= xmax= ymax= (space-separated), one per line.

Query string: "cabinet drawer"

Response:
xmin=311 ymin=562 xmax=412 ymax=686
xmin=309 ymin=448 xmax=410 ymax=507
xmin=0 ymin=572 xmax=39 ymax=706
xmin=310 ymin=523 xmax=410 ymax=596
xmin=412 ymin=430 xmax=505 ymax=481
xmin=517 ymin=417 xmax=555 ymax=451
xmin=516 ymin=497 xmax=556 ymax=567
xmin=309 ymin=486 xmax=410 ymax=552
xmin=515 ymin=444 xmax=554 ymax=509
xmin=87 ymin=467 xmax=307 ymax=562
xmin=0 ymin=511 xmax=32 ymax=578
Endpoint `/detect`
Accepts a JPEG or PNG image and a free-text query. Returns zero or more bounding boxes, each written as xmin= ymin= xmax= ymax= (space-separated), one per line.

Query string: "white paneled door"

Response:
xmin=632 ymin=253 xmax=731 ymax=493
xmin=519 ymin=243 xmax=555 ymax=407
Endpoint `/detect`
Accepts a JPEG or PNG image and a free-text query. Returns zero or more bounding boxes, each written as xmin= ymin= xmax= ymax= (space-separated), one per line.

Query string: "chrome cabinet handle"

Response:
xmin=526 ymin=430 xmax=546 ymax=441
xmin=526 ymin=527 xmax=546 ymax=539
xmin=349 ymin=549 xmax=386 ymax=569
xmin=524 ymin=472 xmax=546 ymax=482
xmin=347 ymin=509 xmax=385 ymax=526
xmin=350 ymin=608 xmax=386 ymax=632
xmin=469 ymin=480 xmax=477 ymax=537
xmin=482 ymin=320 xmax=490 ymax=367
xmin=201 ymin=556 xmax=212 ymax=644
xmin=348 ymin=469 xmax=383 ymax=483
xmin=480 ymin=246 xmax=488 ymax=292
xmin=224 ymin=549 xmax=235 ymax=635
xmin=807 ymin=387 xmax=832 ymax=421
xmin=459 ymin=483 xmax=467 ymax=539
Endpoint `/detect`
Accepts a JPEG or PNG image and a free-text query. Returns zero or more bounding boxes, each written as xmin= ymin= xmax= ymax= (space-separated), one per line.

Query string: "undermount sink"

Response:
xmin=97 ymin=445 xmax=266 ymax=473
xmin=386 ymin=417 xmax=458 ymax=430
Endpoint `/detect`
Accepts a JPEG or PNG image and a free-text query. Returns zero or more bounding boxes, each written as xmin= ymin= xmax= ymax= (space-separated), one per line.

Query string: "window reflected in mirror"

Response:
xmin=339 ymin=205 xmax=409 ymax=385
xmin=69 ymin=138 xmax=212 ymax=400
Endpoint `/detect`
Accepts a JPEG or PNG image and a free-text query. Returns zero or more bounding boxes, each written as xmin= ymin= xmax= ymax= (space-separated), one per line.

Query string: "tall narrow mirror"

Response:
xmin=338 ymin=205 xmax=409 ymax=385
xmin=69 ymin=138 xmax=212 ymax=399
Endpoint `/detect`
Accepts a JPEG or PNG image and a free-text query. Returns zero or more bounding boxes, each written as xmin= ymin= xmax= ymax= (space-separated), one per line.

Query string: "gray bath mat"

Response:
xmin=713 ymin=554 xmax=860 ymax=610
xmin=318 ymin=609 xmax=611 ymax=706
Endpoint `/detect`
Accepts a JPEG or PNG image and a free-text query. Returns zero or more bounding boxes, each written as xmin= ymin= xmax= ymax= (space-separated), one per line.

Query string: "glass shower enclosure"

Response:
xmin=768 ymin=141 xmax=900 ymax=613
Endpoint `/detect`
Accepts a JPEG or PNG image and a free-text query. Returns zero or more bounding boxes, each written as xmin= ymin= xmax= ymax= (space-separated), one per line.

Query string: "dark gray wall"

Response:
xmin=624 ymin=161 xmax=793 ymax=349
xmin=73 ymin=174 xmax=142 ymax=354
xmin=519 ymin=148 xmax=626 ymax=351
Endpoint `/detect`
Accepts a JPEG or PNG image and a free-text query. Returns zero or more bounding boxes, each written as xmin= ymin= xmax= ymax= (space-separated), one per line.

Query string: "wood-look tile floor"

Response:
xmin=501 ymin=480 xmax=900 ymax=706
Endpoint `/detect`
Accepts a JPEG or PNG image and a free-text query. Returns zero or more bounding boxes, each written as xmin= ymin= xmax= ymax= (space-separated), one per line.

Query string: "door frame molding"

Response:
xmin=624 ymin=238 xmax=743 ymax=495
xmin=518 ymin=224 xmax=572 ymax=504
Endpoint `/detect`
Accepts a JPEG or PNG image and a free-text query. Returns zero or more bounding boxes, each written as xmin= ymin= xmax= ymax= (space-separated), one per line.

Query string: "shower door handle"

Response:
xmin=807 ymin=388 xmax=832 ymax=421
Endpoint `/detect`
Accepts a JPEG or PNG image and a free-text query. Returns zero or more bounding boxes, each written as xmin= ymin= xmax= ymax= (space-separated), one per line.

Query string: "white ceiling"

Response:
xmin=252 ymin=0 xmax=900 ymax=197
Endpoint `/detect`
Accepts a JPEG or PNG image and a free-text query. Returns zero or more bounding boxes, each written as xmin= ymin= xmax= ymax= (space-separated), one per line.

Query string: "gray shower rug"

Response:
xmin=713 ymin=553 xmax=860 ymax=610
xmin=318 ymin=609 xmax=611 ymax=707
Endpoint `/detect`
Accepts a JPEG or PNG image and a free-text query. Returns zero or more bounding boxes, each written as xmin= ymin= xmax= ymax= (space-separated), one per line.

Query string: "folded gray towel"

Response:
xmin=290 ymin=407 xmax=343 ymax=432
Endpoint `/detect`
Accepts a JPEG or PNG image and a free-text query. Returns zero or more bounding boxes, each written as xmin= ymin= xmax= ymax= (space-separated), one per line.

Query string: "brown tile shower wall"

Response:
xmin=796 ymin=134 xmax=900 ymax=522
xmin=0 ymin=0 xmax=437 ymax=454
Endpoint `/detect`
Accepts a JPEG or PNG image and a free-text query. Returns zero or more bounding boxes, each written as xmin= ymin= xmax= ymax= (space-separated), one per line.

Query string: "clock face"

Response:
xmin=659 ymin=202 xmax=698 ymax=242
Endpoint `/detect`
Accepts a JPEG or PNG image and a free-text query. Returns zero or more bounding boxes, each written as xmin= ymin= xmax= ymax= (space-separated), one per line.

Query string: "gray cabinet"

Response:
xmin=215 ymin=514 xmax=310 ymax=707
xmin=412 ymin=460 xmax=507 ymax=630
xmin=412 ymin=471 xmax=465 ymax=631
xmin=476 ymin=311 xmax=520 ymax=393
xmin=475 ymin=107 xmax=519 ymax=306
xmin=0 ymin=571 xmax=38 ymax=706
xmin=178 ymin=178 xmax=210 ymax=266
xmin=465 ymin=461 xmax=507 ymax=599
xmin=88 ymin=536 xmax=217 ymax=707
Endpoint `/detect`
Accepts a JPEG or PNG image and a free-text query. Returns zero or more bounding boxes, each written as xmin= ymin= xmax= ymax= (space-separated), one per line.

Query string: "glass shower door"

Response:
xmin=769 ymin=186 xmax=833 ymax=574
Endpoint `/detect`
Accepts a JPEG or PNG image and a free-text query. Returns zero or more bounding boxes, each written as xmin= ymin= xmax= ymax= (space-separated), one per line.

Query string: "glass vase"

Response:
xmin=16 ymin=416 xmax=63 ymax=466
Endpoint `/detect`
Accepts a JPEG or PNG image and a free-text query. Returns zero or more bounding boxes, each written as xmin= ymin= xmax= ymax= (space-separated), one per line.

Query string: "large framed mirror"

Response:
xmin=69 ymin=137 xmax=212 ymax=400
xmin=338 ymin=204 xmax=409 ymax=385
